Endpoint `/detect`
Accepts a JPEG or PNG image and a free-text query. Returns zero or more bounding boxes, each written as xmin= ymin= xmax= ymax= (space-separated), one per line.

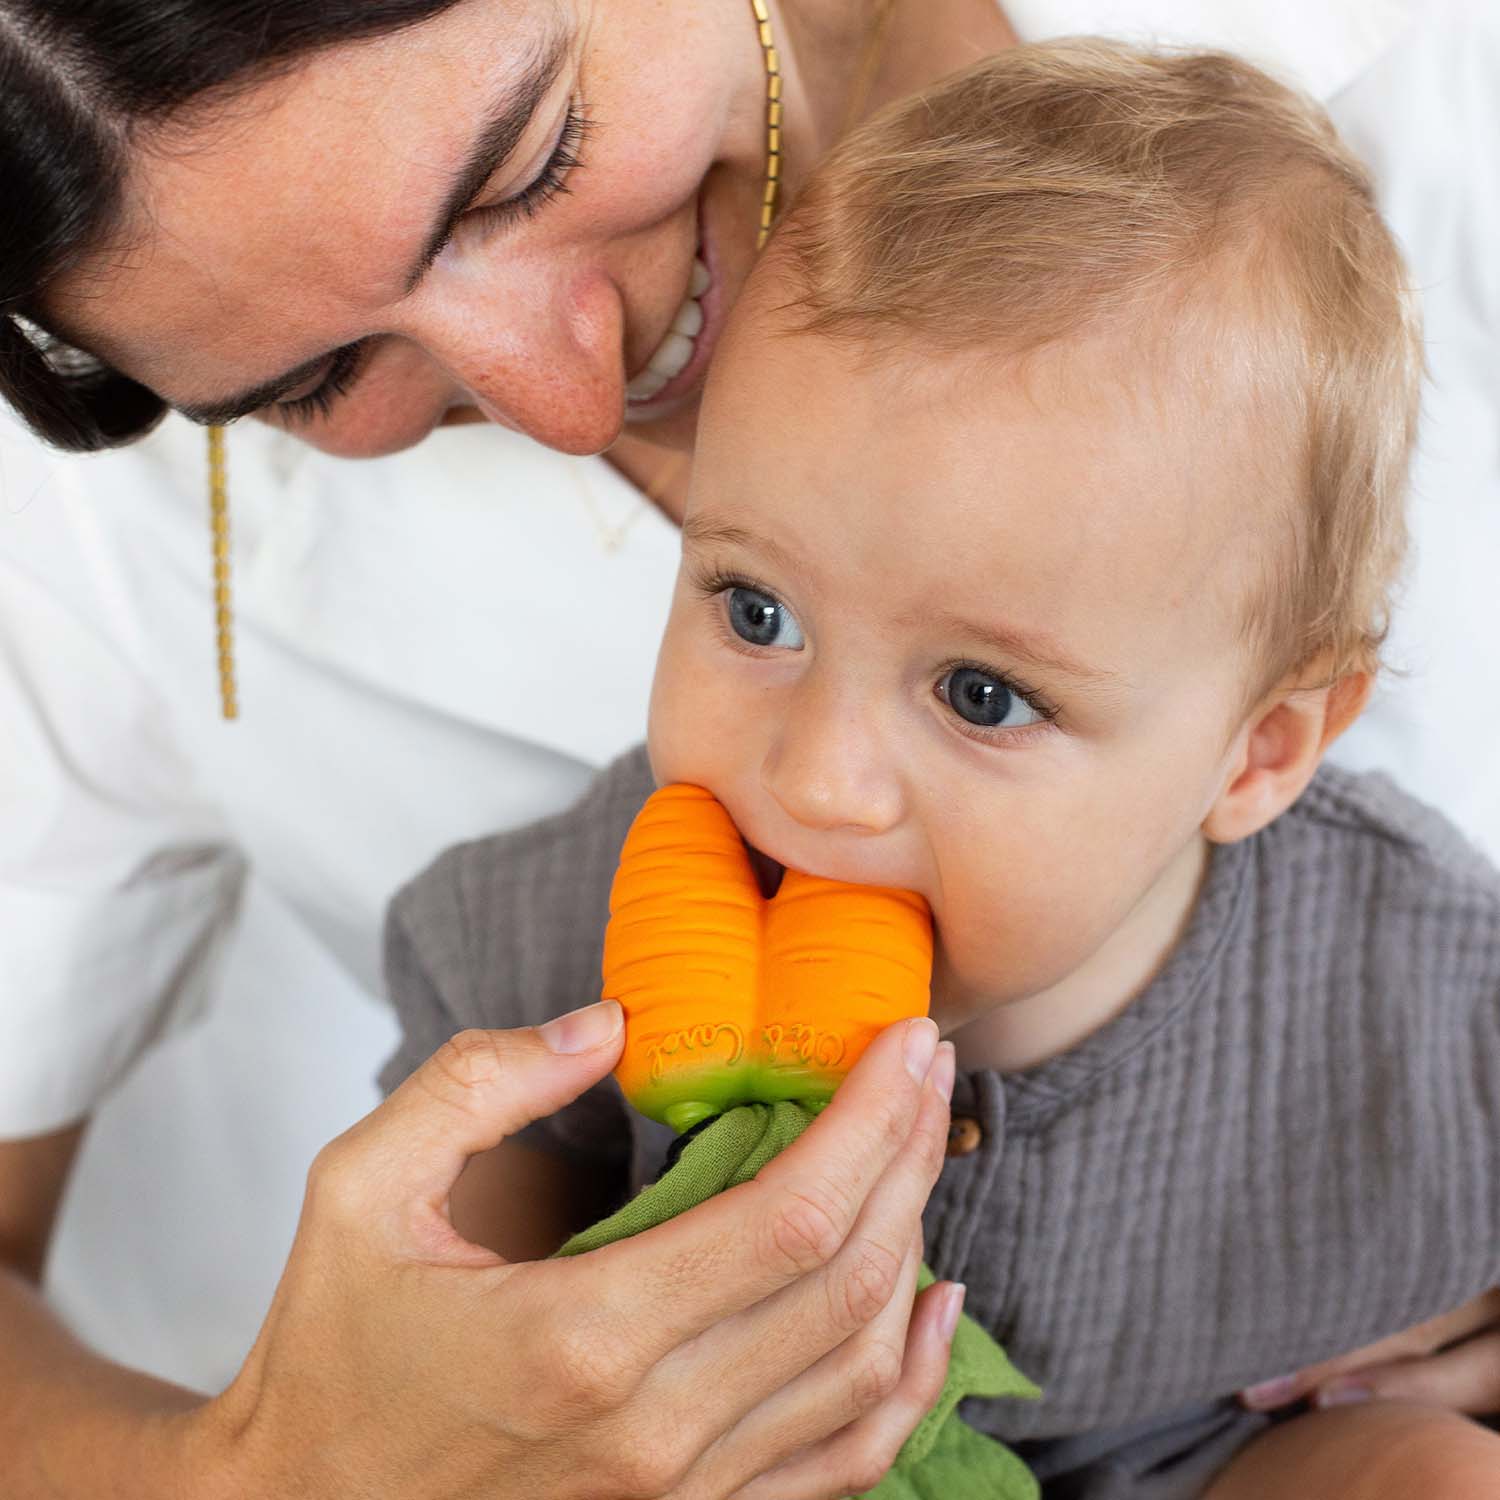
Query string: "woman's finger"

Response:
xmin=660 ymin=1045 xmax=951 ymax=1440
xmin=675 ymin=1044 xmax=954 ymax=1500
xmin=700 ymin=1231 xmax=925 ymax=1487
xmin=554 ymin=1018 xmax=943 ymax=1374
xmin=675 ymin=1038 xmax=954 ymax=1398
xmin=724 ymin=1277 xmax=964 ymax=1500
xmin=1311 ymin=1331 xmax=1500 ymax=1415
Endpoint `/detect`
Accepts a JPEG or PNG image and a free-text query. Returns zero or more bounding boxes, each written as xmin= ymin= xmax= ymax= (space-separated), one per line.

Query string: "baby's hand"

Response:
xmin=1240 ymin=1288 xmax=1500 ymax=1414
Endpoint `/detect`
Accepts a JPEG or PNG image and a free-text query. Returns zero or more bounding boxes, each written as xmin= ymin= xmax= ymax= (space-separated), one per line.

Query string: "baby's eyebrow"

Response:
xmin=681 ymin=517 xmax=798 ymax=576
xmin=921 ymin=609 xmax=1121 ymax=687
xmin=685 ymin=515 xmax=1122 ymax=689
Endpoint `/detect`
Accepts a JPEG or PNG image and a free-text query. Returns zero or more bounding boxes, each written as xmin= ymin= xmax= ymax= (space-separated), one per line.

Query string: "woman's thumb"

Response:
xmin=333 ymin=1004 xmax=625 ymax=1213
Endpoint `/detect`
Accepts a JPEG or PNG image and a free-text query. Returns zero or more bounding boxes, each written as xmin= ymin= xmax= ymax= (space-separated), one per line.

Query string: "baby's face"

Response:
xmin=650 ymin=311 xmax=1271 ymax=1033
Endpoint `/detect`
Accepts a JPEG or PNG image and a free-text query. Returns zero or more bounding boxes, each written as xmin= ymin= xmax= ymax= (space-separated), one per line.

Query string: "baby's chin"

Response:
xmin=927 ymin=935 xmax=1075 ymax=1032
xmin=928 ymin=982 xmax=1022 ymax=1038
xmin=927 ymin=946 xmax=1004 ymax=1035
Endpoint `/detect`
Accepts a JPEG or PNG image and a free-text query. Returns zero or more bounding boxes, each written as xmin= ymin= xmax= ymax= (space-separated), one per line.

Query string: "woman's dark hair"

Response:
xmin=1 ymin=0 xmax=466 ymax=450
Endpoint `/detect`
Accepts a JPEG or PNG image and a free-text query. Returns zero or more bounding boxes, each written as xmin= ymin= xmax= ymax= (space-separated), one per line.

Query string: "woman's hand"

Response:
xmin=1241 ymin=1290 xmax=1500 ymax=1416
xmin=188 ymin=1003 xmax=958 ymax=1500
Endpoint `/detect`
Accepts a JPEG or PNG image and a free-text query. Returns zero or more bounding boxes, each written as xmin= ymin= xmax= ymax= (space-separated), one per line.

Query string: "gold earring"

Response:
xmin=207 ymin=424 xmax=238 ymax=720
xmin=749 ymin=0 xmax=783 ymax=250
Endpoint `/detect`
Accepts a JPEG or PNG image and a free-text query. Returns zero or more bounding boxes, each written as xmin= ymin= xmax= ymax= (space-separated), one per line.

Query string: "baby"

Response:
xmin=381 ymin=42 xmax=1500 ymax=1498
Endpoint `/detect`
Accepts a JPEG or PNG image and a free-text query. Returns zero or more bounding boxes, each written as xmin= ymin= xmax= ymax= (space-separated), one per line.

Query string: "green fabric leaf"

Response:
xmin=555 ymin=1103 xmax=1038 ymax=1498
xmin=857 ymin=1405 xmax=1040 ymax=1500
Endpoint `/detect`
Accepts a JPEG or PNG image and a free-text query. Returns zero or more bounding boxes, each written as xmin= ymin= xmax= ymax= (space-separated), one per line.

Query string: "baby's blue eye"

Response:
xmin=939 ymin=666 xmax=1043 ymax=730
xmin=726 ymin=587 xmax=805 ymax=650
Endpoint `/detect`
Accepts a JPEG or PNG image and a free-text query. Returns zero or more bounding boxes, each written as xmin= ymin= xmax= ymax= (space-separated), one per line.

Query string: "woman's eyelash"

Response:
xmin=274 ymin=340 xmax=370 ymax=425
xmin=470 ymin=103 xmax=592 ymax=230
xmin=272 ymin=106 xmax=590 ymax=426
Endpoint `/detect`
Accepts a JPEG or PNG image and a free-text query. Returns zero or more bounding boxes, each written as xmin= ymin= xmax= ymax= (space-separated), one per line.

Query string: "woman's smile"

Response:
xmin=621 ymin=166 xmax=731 ymax=421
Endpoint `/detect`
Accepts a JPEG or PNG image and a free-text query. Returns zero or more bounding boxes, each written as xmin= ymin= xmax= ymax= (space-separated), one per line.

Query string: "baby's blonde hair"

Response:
xmin=778 ymin=41 xmax=1421 ymax=692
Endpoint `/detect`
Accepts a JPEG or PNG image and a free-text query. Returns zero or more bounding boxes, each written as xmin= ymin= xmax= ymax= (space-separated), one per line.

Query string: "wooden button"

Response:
xmin=946 ymin=1116 xmax=983 ymax=1157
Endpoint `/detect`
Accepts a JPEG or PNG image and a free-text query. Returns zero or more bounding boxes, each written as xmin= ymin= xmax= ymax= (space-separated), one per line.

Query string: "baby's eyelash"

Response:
xmin=274 ymin=341 xmax=370 ymax=426
xmin=936 ymin=657 xmax=1060 ymax=728
xmin=690 ymin=565 xmax=798 ymax=657
xmin=689 ymin=565 xmax=778 ymax=602
xmin=692 ymin=565 xmax=1060 ymax=728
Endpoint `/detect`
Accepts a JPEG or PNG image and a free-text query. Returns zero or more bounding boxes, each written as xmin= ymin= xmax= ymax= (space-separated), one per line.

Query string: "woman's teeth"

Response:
xmin=627 ymin=257 xmax=711 ymax=403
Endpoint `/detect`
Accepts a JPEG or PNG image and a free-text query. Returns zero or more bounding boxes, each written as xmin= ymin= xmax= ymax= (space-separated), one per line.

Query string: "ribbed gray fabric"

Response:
xmin=382 ymin=745 xmax=1500 ymax=1499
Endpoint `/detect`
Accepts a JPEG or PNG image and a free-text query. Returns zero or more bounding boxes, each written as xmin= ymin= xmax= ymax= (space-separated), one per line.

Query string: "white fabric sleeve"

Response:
xmin=0 ymin=424 xmax=245 ymax=1137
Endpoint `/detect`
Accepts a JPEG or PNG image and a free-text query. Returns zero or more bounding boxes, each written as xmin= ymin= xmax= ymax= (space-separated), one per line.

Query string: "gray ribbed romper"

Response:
xmin=381 ymin=746 xmax=1500 ymax=1499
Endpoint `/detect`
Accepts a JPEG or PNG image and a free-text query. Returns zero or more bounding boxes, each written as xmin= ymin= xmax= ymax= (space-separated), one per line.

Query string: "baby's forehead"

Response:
xmin=699 ymin=308 xmax=1278 ymax=679
xmin=711 ymin=40 xmax=1415 ymax=699
xmin=726 ymin=276 xmax=1286 ymax=529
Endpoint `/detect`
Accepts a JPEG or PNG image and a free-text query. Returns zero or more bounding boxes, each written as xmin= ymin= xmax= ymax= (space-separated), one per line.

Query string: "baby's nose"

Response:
xmin=761 ymin=679 xmax=905 ymax=836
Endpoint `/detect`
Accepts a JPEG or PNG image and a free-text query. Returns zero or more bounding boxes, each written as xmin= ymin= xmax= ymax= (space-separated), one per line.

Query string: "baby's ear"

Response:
xmin=1203 ymin=666 xmax=1373 ymax=845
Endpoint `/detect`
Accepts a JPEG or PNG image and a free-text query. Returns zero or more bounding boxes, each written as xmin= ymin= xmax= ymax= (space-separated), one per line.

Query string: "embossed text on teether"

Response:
xmin=762 ymin=1023 xmax=846 ymax=1070
xmin=646 ymin=1022 xmax=746 ymax=1082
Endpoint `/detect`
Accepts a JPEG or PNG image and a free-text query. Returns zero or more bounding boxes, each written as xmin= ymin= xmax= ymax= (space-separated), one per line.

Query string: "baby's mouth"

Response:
xmin=625 ymin=252 xmax=711 ymax=408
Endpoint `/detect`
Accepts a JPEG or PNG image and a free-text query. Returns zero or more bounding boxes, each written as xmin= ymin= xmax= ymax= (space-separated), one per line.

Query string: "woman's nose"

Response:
xmin=761 ymin=676 xmax=905 ymax=836
xmin=416 ymin=265 xmax=627 ymax=455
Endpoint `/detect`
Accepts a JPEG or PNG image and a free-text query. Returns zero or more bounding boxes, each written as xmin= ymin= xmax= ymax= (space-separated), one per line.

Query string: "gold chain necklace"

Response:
xmin=206 ymin=423 xmax=237 ymax=719
xmin=573 ymin=457 xmax=649 ymax=554
xmin=750 ymin=0 xmax=785 ymax=252
xmin=205 ymin=0 xmax=792 ymax=718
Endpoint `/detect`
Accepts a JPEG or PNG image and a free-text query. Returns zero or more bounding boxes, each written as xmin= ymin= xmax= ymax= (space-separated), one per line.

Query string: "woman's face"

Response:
xmin=46 ymin=0 xmax=777 ymax=457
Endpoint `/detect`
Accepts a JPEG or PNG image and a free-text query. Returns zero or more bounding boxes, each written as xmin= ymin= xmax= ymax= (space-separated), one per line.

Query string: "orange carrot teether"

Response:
xmin=603 ymin=783 xmax=933 ymax=1131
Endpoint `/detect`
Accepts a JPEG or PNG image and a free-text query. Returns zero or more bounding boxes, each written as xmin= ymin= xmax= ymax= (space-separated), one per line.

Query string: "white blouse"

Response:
xmin=0 ymin=411 xmax=682 ymax=1135
xmin=6 ymin=0 xmax=1495 ymax=1390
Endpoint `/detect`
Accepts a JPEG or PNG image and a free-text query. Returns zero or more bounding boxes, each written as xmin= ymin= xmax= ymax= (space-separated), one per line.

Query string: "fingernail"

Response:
xmin=904 ymin=1018 xmax=939 ymax=1082
xmin=940 ymin=1283 xmax=966 ymax=1342
xmin=1315 ymin=1380 xmax=1373 ymax=1409
xmin=930 ymin=1042 xmax=956 ymax=1102
xmin=1241 ymin=1374 xmax=1299 ymax=1409
xmin=539 ymin=1000 xmax=623 ymax=1054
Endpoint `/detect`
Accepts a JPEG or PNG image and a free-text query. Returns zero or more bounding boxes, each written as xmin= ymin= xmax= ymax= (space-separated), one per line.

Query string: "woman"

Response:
xmin=2 ymin=1 xmax=1496 ymax=1496
xmin=0 ymin=5 xmax=1036 ymax=1497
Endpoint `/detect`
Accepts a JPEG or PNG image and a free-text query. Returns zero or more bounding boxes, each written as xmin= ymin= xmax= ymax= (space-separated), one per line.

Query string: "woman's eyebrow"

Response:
xmin=171 ymin=29 xmax=571 ymax=427
xmin=399 ymin=28 xmax=571 ymax=295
